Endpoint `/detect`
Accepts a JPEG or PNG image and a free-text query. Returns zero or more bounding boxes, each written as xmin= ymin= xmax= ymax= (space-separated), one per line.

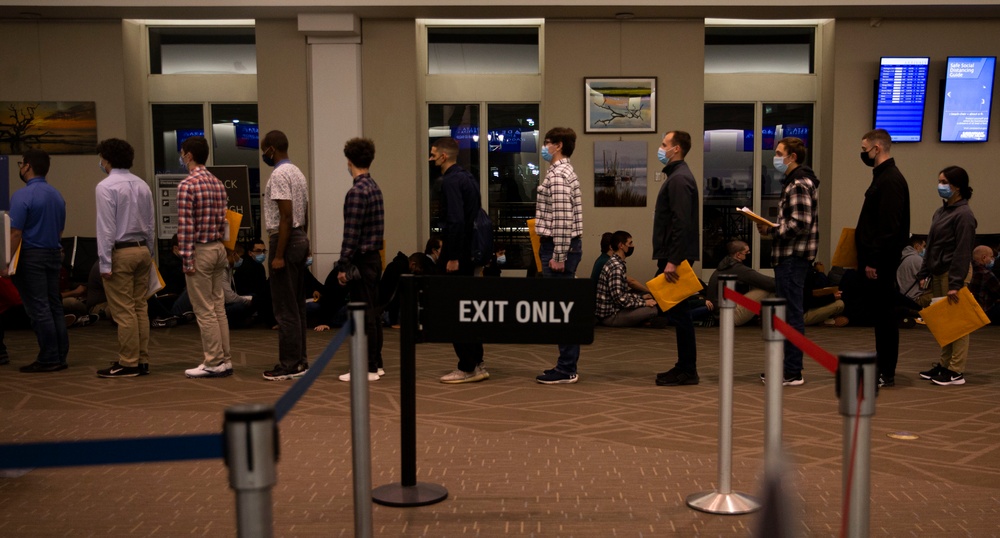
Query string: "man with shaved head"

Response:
xmin=969 ymin=245 xmax=1000 ymax=323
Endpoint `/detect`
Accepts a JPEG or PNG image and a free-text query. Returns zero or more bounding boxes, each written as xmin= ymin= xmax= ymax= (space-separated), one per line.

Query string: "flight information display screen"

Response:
xmin=874 ymin=57 xmax=930 ymax=142
xmin=941 ymin=56 xmax=996 ymax=142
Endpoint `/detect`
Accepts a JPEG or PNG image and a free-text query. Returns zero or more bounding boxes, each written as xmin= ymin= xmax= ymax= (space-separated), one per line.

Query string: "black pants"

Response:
xmin=348 ymin=251 xmax=384 ymax=372
xmin=657 ymin=259 xmax=698 ymax=373
xmin=864 ymin=262 xmax=901 ymax=378
xmin=269 ymin=230 xmax=310 ymax=369
xmin=449 ymin=261 xmax=483 ymax=372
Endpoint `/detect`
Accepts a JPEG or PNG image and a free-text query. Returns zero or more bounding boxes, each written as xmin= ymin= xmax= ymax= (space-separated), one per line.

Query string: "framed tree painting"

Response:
xmin=584 ymin=77 xmax=656 ymax=133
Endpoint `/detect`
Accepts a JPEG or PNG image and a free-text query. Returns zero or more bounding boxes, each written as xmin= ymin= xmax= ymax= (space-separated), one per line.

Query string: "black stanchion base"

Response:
xmin=372 ymin=482 xmax=448 ymax=507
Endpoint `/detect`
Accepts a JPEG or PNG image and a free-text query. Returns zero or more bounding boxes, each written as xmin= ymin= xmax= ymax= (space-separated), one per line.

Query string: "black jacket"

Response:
xmin=652 ymin=160 xmax=699 ymax=264
xmin=855 ymin=158 xmax=910 ymax=270
xmin=438 ymin=164 xmax=480 ymax=266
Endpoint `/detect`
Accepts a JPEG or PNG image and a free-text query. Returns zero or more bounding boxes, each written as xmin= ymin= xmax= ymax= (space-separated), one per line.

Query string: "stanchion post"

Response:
xmin=372 ymin=275 xmax=448 ymax=507
xmin=224 ymin=403 xmax=277 ymax=538
xmin=760 ymin=297 xmax=787 ymax=474
xmin=687 ymin=275 xmax=760 ymax=514
xmin=838 ymin=352 xmax=877 ymax=538
xmin=348 ymin=303 xmax=374 ymax=538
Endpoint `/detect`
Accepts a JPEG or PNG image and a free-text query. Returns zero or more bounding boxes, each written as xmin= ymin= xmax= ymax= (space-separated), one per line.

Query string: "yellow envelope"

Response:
xmin=919 ymin=287 xmax=990 ymax=347
xmin=645 ymin=260 xmax=704 ymax=311
xmin=223 ymin=209 xmax=244 ymax=251
xmin=831 ymin=227 xmax=857 ymax=268
xmin=526 ymin=218 xmax=542 ymax=272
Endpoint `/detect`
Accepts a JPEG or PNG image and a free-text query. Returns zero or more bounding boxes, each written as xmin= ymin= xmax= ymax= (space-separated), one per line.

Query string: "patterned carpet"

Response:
xmin=1 ymin=318 xmax=999 ymax=536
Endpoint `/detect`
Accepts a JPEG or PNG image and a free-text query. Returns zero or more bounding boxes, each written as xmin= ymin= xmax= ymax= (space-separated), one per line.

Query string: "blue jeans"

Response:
xmin=539 ymin=237 xmax=583 ymax=374
xmin=773 ymin=256 xmax=809 ymax=377
xmin=12 ymin=248 xmax=69 ymax=364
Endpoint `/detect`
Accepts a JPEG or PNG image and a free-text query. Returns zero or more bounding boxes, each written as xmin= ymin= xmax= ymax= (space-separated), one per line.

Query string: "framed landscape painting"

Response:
xmin=0 ymin=101 xmax=97 ymax=155
xmin=585 ymin=77 xmax=656 ymax=133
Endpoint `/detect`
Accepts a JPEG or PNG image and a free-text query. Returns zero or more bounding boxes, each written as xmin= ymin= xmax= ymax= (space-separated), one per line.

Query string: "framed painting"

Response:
xmin=585 ymin=77 xmax=656 ymax=133
xmin=0 ymin=101 xmax=97 ymax=155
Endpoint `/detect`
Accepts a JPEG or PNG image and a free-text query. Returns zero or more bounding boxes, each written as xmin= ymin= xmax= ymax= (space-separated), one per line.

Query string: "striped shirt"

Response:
xmin=595 ymin=254 xmax=645 ymax=318
xmin=770 ymin=165 xmax=819 ymax=264
xmin=339 ymin=173 xmax=385 ymax=263
xmin=176 ymin=165 xmax=228 ymax=272
xmin=535 ymin=158 xmax=583 ymax=262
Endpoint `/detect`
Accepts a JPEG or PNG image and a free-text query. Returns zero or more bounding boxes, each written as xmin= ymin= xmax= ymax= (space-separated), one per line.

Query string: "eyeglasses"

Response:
xmin=251 ymin=248 xmax=267 ymax=254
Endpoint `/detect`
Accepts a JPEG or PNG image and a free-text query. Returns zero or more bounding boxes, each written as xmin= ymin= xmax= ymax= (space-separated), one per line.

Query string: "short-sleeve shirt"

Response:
xmin=263 ymin=161 xmax=309 ymax=234
xmin=9 ymin=177 xmax=66 ymax=249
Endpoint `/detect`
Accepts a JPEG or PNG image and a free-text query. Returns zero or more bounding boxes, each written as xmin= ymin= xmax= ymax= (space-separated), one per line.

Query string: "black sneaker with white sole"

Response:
xmin=97 ymin=362 xmax=140 ymax=378
xmin=931 ymin=369 xmax=965 ymax=386
xmin=919 ymin=363 xmax=945 ymax=380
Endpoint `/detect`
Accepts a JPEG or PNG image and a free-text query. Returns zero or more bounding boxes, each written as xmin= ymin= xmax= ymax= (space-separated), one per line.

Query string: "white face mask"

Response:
xmin=98 ymin=159 xmax=107 ymax=174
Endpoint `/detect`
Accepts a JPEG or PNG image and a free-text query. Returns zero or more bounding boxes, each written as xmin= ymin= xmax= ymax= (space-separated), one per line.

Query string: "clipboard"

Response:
xmin=645 ymin=260 xmax=704 ymax=311
xmin=526 ymin=218 xmax=542 ymax=272
xmin=737 ymin=206 xmax=777 ymax=228
xmin=223 ymin=209 xmax=243 ymax=251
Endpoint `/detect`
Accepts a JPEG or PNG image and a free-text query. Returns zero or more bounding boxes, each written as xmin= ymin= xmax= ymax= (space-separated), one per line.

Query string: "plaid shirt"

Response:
xmin=595 ymin=255 xmax=645 ymax=318
xmin=339 ymin=173 xmax=385 ymax=263
xmin=770 ymin=165 xmax=819 ymax=264
xmin=970 ymin=263 xmax=1000 ymax=312
xmin=535 ymin=158 xmax=583 ymax=262
xmin=176 ymin=165 xmax=228 ymax=272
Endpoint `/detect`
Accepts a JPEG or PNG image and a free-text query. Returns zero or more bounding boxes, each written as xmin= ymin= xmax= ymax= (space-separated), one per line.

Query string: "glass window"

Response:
xmin=760 ymin=103 xmax=814 ymax=268
xmin=428 ymin=104 xmax=481 ymax=237
xmin=487 ymin=104 xmax=539 ymax=270
xmin=703 ymin=104 xmax=755 ymax=269
xmin=151 ymin=104 xmax=204 ymax=175
xmin=427 ymin=27 xmax=539 ymax=75
xmin=211 ymin=104 xmax=260 ymax=243
xmin=149 ymin=27 xmax=256 ymax=75
xmin=705 ymin=27 xmax=814 ymax=74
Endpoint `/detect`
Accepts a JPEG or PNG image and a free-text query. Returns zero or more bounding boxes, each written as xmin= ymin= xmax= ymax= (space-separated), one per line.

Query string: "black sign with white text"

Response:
xmin=420 ymin=276 xmax=595 ymax=344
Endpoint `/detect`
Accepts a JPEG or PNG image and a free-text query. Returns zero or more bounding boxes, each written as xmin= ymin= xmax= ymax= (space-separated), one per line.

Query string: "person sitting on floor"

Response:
xmin=594 ymin=231 xmax=658 ymax=327
xmin=705 ymin=240 xmax=774 ymax=326
xmin=969 ymin=244 xmax=1000 ymax=324
xmin=804 ymin=260 xmax=848 ymax=327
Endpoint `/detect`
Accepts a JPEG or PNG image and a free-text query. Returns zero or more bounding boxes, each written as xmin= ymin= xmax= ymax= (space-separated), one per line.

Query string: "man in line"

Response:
xmin=177 ymin=136 xmax=234 ymax=379
xmin=93 ymin=138 xmax=156 ymax=378
xmin=431 ymin=137 xmax=489 ymax=384
xmin=756 ymin=137 xmax=820 ymax=386
xmin=854 ymin=129 xmax=911 ymax=388
xmin=534 ymin=127 xmax=584 ymax=384
xmin=595 ymin=231 xmax=658 ymax=327
xmin=652 ymin=131 xmax=700 ymax=386
xmin=5 ymin=149 xmax=69 ymax=372
xmin=335 ymin=137 xmax=385 ymax=382
xmin=260 ymin=130 xmax=311 ymax=381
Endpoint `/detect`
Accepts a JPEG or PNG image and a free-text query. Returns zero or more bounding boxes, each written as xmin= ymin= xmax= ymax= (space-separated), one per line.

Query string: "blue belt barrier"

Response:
xmin=0 ymin=320 xmax=353 ymax=470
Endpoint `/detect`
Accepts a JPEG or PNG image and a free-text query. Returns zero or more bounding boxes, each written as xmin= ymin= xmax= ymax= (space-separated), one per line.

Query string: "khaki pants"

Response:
xmin=103 ymin=246 xmax=152 ymax=367
xmin=931 ymin=272 xmax=968 ymax=373
xmin=733 ymin=289 xmax=771 ymax=326
xmin=186 ymin=242 xmax=231 ymax=367
xmin=805 ymin=299 xmax=845 ymax=326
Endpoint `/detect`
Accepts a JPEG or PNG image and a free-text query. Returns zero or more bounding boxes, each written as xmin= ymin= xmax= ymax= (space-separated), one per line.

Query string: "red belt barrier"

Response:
xmin=722 ymin=287 xmax=839 ymax=374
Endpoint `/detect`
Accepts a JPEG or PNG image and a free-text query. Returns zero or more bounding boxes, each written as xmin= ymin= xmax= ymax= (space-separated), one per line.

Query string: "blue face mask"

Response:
xmin=773 ymin=155 xmax=789 ymax=174
xmin=938 ymin=184 xmax=953 ymax=199
xmin=496 ymin=255 xmax=506 ymax=265
xmin=234 ymin=257 xmax=243 ymax=268
xmin=918 ymin=249 xmax=925 ymax=258
xmin=657 ymin=147 xmax=669 ymax=165
xmin=541 ymin=146 xmax=553 ymax=163
xmin=178 ymin=155 xmax=186 ymax=168
xmin=254 ymin=253 xmax=266 ymax=264
xmin=305 ymin=256 xmax=313 ymax=267
xmin=988 ymin=259 xmax=995 ymax=270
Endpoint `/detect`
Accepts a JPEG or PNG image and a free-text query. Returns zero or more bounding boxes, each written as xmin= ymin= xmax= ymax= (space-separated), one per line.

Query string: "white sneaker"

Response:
xmin=185 ymin=361 xmax=233 ymax=378
xmin=377 ymin=368 xmax=386 ymax=376
xmin=440 ymin=363 xmax=490 ymax=384
xmin=339 ymin=371 xmax=380 ymax=382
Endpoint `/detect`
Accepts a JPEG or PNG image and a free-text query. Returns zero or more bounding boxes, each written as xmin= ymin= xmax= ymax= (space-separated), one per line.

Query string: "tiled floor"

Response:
xmin=1 ymin=319 xmax=999 ymax=536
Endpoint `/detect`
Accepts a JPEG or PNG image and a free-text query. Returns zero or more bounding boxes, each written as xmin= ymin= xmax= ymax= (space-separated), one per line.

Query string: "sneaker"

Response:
xmin=75 ymin=314 xmax=99 ymax=327
xmin=21 ymin=361 xmax=68 ymax=373
xmin=656 ymin=368 xmax=699 ymax=386
xmin=338 ymin=371 xmax=380 ymax=382
xmin=185 ymin=362 xmax=233 ymax=378
xmin=138 ymin=363 xmax=150 ymax=376
xmin=919 ymin=363 xmax=945 ymax=380
xmin=378 ymin=368 xmax=386 ymax=376
xmin=760 ymin=372 xmax=805 ymax=386
xmin=931 ymin=369 xmax=965 ymax=386
xmin=877 ymin=374 xmax=894 ymax=388
xmin=151 ymin=316 xmax=178 ymax=328
xmin=180 ymin=311 xmax=196 ymax=324
xmin=440 ymin=363 xmax=489 ymax=384
xmin=64 ymin=314 xmax=77 ymax=327
xmin=262 ymin=363 xmax=309 ymax=381
xmin=822 ymin=315 xmax=849 ymax=327
xmin=536 ymin=370 xmax=579 ymax=384
xmin=97 ymin=361 xmax=140 ymax=378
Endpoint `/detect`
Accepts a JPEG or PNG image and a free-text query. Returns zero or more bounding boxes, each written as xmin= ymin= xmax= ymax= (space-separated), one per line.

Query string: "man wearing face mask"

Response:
xmin=969 ymin=245 xmax=1000 ymax=324
xmin=652 ymin=130 xmax=700 ymax=387
xmin=259 ymin=130 xmax=311 ymax=381
xmin=4 ymin=148 xmax=69 ymax=373
xmin=595 ymin=231 xmax=657 ymax=327
xmin=756 ymin=137 xmax=819 ymax=387
xmin=854 ymin=128 xmax=910 ymax=388
xmin=93 ymin=138 xmax=156 ymax=378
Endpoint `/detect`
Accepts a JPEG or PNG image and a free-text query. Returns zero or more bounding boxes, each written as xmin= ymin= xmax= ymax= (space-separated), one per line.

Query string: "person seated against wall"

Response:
xmin=235 ymin=238 xmax=274 ymax=327
xmin=804 ymin=260 xmax=848 ymax=327
xmin=169 ymin=248 xmax=254 ymax=329
xmin=590 ymin=231 xmax=650 ymax=295
xmin=482 ymin=243 xmax=507 ymax=277
xmin=705 ymin=240 xmax=775 ymax=326
xmin=594 ymin=231 xmax=658 ymax=327
xmin=59 ymin=263 xmax=98 ymax=327
xmin=409 ymin=238 xmax=443 ymax=277
xmin=149 ymin=234 xmax=188 ymax=327
xmin=86 ymin=260 xmax=110 ymax=321
xmin=969 ymin=245 xmax=1000 ymax=324
xmin=311 ymin=264 xmax=350 ymax=332
xmin=897 ymin=235 xmax=927 ymax=310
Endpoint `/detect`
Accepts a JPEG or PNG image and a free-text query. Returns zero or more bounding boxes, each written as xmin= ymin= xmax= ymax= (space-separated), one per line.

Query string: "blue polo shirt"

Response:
xmin=9 ymin=176 xmax=66 ymax=249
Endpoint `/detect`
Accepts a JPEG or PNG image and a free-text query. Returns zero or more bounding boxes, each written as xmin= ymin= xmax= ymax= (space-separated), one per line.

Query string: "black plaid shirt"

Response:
xmin=769 ymin=165 xmax=819 ymax=264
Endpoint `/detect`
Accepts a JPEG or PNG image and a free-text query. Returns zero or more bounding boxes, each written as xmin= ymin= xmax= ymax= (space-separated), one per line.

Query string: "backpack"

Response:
xmin=470 ymin=208 xmax=493 ymax=267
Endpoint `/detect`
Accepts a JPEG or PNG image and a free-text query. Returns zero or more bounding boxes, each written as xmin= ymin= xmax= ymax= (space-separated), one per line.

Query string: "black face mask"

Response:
xmin=625 ymin=246 xmax=635 ymax=258
xmin=262 ymin=149 xmax=276 ymax=167
xmin=860 ymin=150 xmax=876 ymax=167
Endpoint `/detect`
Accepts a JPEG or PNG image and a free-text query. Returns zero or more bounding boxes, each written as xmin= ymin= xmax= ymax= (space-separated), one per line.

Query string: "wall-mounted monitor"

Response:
xmin=874 ymin=57 xmax=929 ymax=142
xmin=940 ymin=56 xmax=996 ymax=142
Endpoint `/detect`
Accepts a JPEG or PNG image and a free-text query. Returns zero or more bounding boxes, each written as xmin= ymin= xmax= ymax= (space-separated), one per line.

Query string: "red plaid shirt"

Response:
xmin=177 ymin=165 xmax=228 ymax=272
